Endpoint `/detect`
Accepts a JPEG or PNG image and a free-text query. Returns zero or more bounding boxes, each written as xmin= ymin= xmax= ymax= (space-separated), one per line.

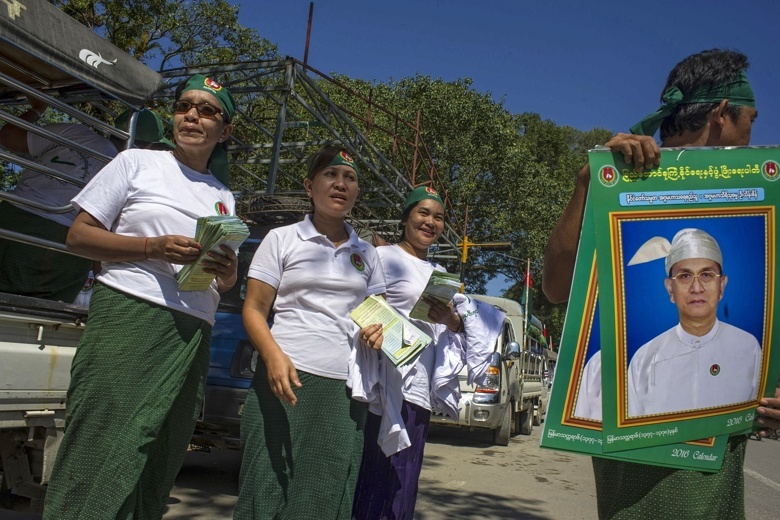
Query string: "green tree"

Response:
xmin=53 ymin=0 xmax=279 ymax=68
xmin=324 ymin=75 xmax=612 ymax=341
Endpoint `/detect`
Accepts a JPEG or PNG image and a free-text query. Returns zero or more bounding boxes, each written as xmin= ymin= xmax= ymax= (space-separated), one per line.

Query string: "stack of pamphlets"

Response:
xmin=350 ymin=295 xmax=432 ymax=366
xmin=408 ymin=271 xmax=461 ymax=322
xmin=177 ymin=215 xmax=250 ymax=291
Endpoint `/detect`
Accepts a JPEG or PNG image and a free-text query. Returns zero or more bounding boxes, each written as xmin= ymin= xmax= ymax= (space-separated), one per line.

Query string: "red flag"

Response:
xmin=542 ymin=324 xmax=548 ymax=338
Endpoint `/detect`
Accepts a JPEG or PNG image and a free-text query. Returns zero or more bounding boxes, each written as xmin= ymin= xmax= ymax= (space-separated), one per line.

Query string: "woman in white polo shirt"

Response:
xmin=235 ymin=145 xmax=386 ymax=520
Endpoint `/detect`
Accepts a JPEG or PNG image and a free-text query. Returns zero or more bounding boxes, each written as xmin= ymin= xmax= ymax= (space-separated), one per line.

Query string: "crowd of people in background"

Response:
xmin=1 ymin=46 xmax=780 ymax=520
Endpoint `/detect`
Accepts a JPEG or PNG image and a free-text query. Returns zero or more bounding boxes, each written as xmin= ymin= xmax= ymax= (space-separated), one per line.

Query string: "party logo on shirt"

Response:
xmin=597 ymin=165 xmax=619 ymax=188
xmin=710 ymin=364 xmax=720 ymax=376
xmin=215 ymin=201 xmax=229 ymax=215
xmin=350 ymin=253 xmax=365 ymax=272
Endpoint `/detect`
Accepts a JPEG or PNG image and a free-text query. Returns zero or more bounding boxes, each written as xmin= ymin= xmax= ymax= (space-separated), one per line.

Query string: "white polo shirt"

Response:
xmin=248 ymin=214 xmax=386 ymax=380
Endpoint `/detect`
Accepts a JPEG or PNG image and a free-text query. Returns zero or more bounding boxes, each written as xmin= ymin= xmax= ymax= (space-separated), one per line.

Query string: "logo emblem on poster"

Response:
xmin=761 ymin=160 xmax=779 ymax=182
xmin=598 ymin=165 xmax=620 ymax=188
xmin=710 ymin=364 xmax=720 ymax=376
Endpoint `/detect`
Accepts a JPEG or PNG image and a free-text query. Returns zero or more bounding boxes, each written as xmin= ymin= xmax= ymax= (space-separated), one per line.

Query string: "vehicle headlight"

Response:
xmin=473 ymin=410 xmax=490 ymax=421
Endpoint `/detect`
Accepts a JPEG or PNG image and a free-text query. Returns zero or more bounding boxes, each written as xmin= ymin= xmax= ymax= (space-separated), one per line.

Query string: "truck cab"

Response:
xmin=430 ymin=295 xmax=549 ymax=446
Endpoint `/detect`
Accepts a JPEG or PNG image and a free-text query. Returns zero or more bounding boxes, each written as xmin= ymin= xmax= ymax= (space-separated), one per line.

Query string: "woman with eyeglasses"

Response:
xmin=234 ymin=145 xmax=386 ymax=520
xmin=42 ymin=75 xmax=238 ymax=520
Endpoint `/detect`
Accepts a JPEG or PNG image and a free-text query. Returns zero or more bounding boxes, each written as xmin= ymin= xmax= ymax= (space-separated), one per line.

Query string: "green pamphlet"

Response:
xmin=408 ymin=270 xmax=461 ymax=322
xmin=351 ymin=295 xmax=433 ymax=366
xmin=177 ymin=215 xmax=250 ymax=291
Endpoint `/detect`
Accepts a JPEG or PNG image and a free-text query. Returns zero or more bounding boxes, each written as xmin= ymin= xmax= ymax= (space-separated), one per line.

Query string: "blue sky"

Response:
xmin=238 ymin=0 xmax=780 ymax=295
xmin=242 ymin=0 xmax=778 ymax=145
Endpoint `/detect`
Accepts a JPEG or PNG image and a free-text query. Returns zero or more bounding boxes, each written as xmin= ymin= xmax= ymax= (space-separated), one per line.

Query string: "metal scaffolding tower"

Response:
xmin=158 ymin=59 xmax=462 ymax=259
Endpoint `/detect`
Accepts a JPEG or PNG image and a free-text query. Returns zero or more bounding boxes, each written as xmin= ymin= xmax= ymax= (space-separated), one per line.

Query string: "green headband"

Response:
xmin=403 ymin=186 xmax=444 ymax=212
xmin=630 ymin=72 xmax=755 ymax=136
xmin=326 ymin=150 xmax=358 ymax=175
xmin=179 ymin=74 xmax=236 ymax=122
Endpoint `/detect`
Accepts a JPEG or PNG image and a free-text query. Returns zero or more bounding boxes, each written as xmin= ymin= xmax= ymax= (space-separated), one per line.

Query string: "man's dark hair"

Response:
xmin=659 ymin=49 xmax=750 ymax=140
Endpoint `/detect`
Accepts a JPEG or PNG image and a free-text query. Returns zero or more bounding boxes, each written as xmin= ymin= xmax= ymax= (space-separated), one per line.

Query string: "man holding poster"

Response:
xmin=543 ymin=48 xmax=780 ymax=519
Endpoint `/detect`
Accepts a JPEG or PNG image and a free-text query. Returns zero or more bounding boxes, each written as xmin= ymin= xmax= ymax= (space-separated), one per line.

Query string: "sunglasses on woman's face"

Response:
xmin=173 ymin=100 xmax=226 ymax=121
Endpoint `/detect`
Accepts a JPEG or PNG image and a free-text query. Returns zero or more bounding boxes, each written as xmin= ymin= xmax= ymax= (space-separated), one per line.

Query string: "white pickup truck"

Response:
xmin=0 ymin=0 xmax=163 ymax=512
xmin=430 ymin=295 xmax=550 ymax=446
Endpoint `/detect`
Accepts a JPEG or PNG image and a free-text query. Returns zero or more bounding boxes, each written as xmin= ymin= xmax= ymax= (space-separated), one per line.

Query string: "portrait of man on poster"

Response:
xmin=625 ymin=227 xmax=762 ymax=417
xmin=573 ymin=301 xmax=603 ymax=422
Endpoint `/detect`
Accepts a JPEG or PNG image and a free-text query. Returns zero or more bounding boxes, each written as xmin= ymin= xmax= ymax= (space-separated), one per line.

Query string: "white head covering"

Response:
xmin=627 ymin=228 xmax=723 ymax=274
xmin=664 ymin=228 xmax=722 ymax=274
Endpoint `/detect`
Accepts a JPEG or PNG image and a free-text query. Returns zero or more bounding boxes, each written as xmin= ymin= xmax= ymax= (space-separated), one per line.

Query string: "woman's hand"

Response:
xmin=145 ymin=235 xmax=202 ymax=264
xmin=201 ymin=244 xmax=238 ymax=292
xmin=360 ymin=323 xmax=383 ymax=351
xmin=264 ymin=349 xmax=302 ymax=406
xmin=424 ymin=297 xmax=462 ymax=332
xmin=243 ymin=279 xmax=300 ymax=405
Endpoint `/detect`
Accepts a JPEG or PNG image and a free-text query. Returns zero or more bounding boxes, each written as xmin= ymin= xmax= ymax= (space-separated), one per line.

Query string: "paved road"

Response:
xmin=161 ymin=426 xmax=780 ymax=520
xmin=162 ymin=424 xmax=598 ymax=520
xmin=2 ymin=426 xmax=778 ymax=519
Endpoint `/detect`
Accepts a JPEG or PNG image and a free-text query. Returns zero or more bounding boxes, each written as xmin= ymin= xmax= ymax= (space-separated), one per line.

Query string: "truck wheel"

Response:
xmin=493 ymin=404 xmax=512 ymax=446
xmin=519 ymin=402 xmax=533 ymax=435
xmin=532 ymin=400 xmax=542 ymax=426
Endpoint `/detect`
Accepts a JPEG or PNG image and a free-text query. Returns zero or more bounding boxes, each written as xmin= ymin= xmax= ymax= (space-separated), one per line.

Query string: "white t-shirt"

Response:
xmin=248 ymin=214 xmax=386 ymax=380
xmin=72 ymin=149 xmax=235 ymax=324
xmin=627 ymin=320 xmax=762 ymax=416
xmin=14 ymin=124 xmax=118 ymax=226
xmin=377 ymin=244 xmax=450 ymax=410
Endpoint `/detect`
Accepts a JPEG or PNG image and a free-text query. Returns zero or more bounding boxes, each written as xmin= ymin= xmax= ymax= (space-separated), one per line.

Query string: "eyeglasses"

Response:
xmin=173 ymin=100 xmax=226 ymax=121
xmin=668 ymin=270 xmax=722 ymax=286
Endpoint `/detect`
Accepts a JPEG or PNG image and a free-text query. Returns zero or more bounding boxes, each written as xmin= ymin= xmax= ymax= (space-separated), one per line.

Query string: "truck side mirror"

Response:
xmin=504 ymin=341 xmax=521 ymax=360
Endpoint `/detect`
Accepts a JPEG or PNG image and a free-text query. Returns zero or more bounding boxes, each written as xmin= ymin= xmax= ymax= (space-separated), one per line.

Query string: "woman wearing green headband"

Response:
xmin=235 ymin=145 xmax=386 ymax=520
xmin=352 ymin=185 xmax=466 ymax=519
xmin=43 ymin=75 xmax=239 ymax=520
